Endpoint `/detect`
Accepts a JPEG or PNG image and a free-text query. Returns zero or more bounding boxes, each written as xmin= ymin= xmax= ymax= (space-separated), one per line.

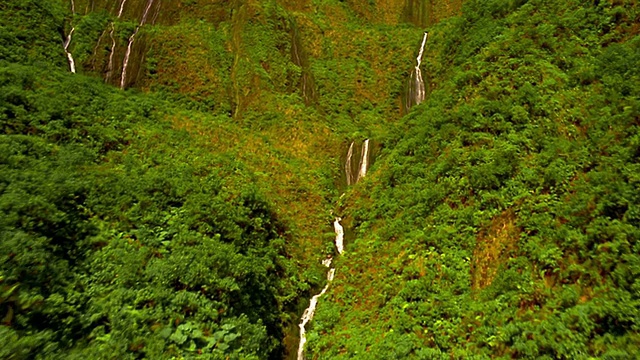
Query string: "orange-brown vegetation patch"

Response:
xmin=471 ymin=209 xmax=520 ymax=290
xmin=277 ymin=0 xmax=313 ymax=12
xmin=142 ymin=24 xmax=226 ymax=102
xmin=167 ymin=112 xmax=335 ymax=261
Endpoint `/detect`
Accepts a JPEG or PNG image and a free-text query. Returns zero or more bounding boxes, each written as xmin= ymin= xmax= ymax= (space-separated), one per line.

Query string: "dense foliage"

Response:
xmin=0 ymin=58 xmax=298 ymax=360
xmin=2 ymin=0 xmax=640 ymax=359
xmin=309 ymin=0 xmax=640 ymax=358
xmin=0 ymin=1 xmax=343 ymax=358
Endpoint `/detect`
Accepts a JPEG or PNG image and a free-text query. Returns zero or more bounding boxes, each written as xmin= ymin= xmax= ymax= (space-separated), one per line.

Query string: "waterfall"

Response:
xmin=346 ymin=139 xmax=371 ymax=186
xmin=297 ymin=139 xmax=369 ymax=358
xmin=297 ymin=217 xmax=344 ymax=360
xmin=345 ymin=142 xmax=355 ymax=186
xmin=63 ymin=0 xmax=76 ymax=74
xmin=322 ymin=257 xmax=333 ymax=267
xmin=117 ymin=0 xmax=128 ymax=18
xmin=106 ymin=23 xmax=117 ymax=81
xmin=290 ymin=19 xmax=317 ymax=105
xmin=405 ymin=31 xmax=428 ymax=111
xmin=414 ymin=31 xmax=428 ymax=104
xmin=105 ymin=0 xmax=128 ymax=83
xmin=120 ymin=0 xmax=155 ymax=89
xmin=357 ymin=139 xmax=370 ymax=182
xmin=63 ymin=28 xmax=76 ymax=74
xmin=297 ymin=267 xmax=335 ymax=360
xmin=334 ymin=218 xmax=344 ymax=255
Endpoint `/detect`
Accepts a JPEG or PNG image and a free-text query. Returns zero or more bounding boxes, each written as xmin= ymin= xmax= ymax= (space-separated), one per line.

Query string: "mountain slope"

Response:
xmin=2 ymin=0 xmax=640 ymax=359
xmin=309 ymin=0 xmax=640 ymax=358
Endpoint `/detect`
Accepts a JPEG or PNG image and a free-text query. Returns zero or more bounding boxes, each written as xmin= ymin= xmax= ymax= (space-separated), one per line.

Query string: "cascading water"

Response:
xmin=117 ymin=0 xmax=128 ymax=17
xmin=64 ymin=28 xmax=76 ymax=74
xmin=106 ymin=23 xmax=117 ymax=81
xmin=405 ymin=31 xmax=429 ymax=112
xmin=345 ymin=142 xmax=355 ymax=186
xmin=120 ymin=0 xmax=155 ymax=89
xmin=345 ymin=139 xmax=371 ymax=186
xmin=63 ymin=0 xmax=76 ymax=73
xmin=297 ymin=218 xmax=343 ymax=360
xmin=290 ymin=19 xmax=317 ymax=105
xmin=333 ymin=218 xmax=345 ymax=255
xmin=297 ymin=266 xmax=335 ymax=360
xmin=297 ymin=142 xmax=369 ymax=359
xmin=357 ymin=139 xmax=370 ymax=182
xmin=105 ymin=0 xmax=128 ymax=83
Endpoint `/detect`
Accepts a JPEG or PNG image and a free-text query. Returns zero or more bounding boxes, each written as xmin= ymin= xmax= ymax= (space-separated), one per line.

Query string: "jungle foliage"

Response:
xmin=0 ymin=1 xmax=339 ymax=359
xmin=308 ymin=0 xmax=640 ymax=359
xmin=0 ymin=55 xmax=296 ymax=360
xmin=2 ymin=0 xmax=640 ymax=359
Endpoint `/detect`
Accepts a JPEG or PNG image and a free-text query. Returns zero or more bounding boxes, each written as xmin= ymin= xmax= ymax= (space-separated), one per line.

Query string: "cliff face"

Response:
xmin=344 ymin=0 xmax=463 ymax=26
xmin=307 ymin=1 xmax=640 ymax=358
xmin=1 ymin=1 xmax=522 ymax=359
xmin=67 ymin=0 xmax=461 ymax=118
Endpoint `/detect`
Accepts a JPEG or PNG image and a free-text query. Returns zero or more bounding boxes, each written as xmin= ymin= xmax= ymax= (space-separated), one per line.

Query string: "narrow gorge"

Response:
xmin=297 ymin=138 xmax=372 ymax=359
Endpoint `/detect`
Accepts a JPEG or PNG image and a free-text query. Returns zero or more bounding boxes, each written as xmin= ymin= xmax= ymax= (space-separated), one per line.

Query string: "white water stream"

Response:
xmin=120 ymin=0 xmax=155 ymax=89
xmin=345 ymin=139 xmax=370 ymax=186
xmin=64 ymin=0 xmax=76 ymax=73
xmin=406 ymin=31 xmax=429 ymax=111
xmin=118 ymin=0 xmax=128 ymax=17
xmin=64 ymin=28 xmax=76 ymax=73
xmin=345 ymin=142 xmax=355 ymax=186
xmin=106 ymin=23 xmax=117 ymax=81
xmin=297 ymin=266 xmax=335 ymax=360
xmin=297 ymin=218 xmax=343 ymax=360
xmin=414 ymin=32 xmax=428 ymax=105
xmin=297 ymin=141 xmax=369 ymax=359
xmin=106 ymin=1 xmax=128 ymax=83
xmin=333 ymin=218 xmax=345 ymax=256
xmin=357 ymin=139 xmax=370 ymax=182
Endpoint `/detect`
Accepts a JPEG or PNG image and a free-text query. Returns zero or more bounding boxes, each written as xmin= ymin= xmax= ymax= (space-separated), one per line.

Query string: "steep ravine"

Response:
xmin=299 ymin=32 xmax=430 ymax=358
xmin=296 ymin=140 xmax=371 ymax=359
xmin=48 ymin=1 xmax=445 ymax=358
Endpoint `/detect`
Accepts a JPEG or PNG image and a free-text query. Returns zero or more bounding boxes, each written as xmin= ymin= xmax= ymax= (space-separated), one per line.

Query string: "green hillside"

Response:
xmin=1 ymin=0 xmax=639 ymax=359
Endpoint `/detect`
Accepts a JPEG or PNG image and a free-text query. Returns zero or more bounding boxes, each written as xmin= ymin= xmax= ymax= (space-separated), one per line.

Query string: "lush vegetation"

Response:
xmin=2 ymin=0 xmax=639 ymax=359
xmin=0 ymin=41 xmax=298 ymax=360
xmin=309 ymin=0 xmax=640 ymax=358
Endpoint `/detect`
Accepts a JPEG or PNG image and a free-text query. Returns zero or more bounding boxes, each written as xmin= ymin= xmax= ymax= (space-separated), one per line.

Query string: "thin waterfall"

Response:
xmin=346 ymin=139 xmax=371 ymax=186
xmin=297 ymin=218 xmax=342 ymax=360
xmin=297 ymin=139 xmax=371 ymax=358
xmin=405 ymin=31 xmax=428 ymax=112
xmin=321 ymin=257 xmax=333 ymax=267
xmin=297 ymin=267 xmax=335 ymax=360
xmin=334 ymin=218 xmax=344 ymax=255
xmin=120 ymin=0 xmax=155 ymax=89
xmin=357 ymin=139 xmax=370 ymax=182
xmin=290 ymin=19 xmax=317 ymax=105
xmin=106 ymin=23 xmax=117 ymax=81
xmin=106 ymin=0 xmax=127 ymax=83
xmin=414 ymin=31 xmax=428 ymax=104
xmin=117 ymin=0 xmax=128 ymax=17
xmin=63 ymin=0 xmax=76 ymax=73
xmin=345 ymin=142 xmax=355 ymax=186
xmin=64 ymin=28 xmax=76 ymax=73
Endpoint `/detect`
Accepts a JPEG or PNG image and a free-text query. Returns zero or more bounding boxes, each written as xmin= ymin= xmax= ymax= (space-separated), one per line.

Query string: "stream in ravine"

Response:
xmin=296 ymin=139 xmax=369 ymax=360
xmin=296 ymin=29 xmax=429 ymax=357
